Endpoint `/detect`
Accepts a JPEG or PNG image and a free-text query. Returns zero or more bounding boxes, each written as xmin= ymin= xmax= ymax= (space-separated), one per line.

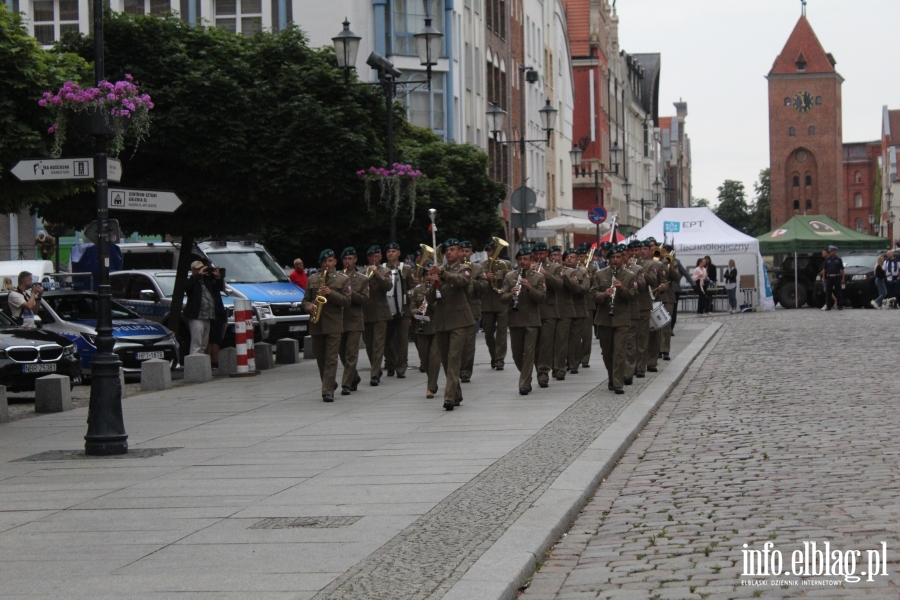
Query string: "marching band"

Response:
xmin=304 ymin=210 xmax=675 ymax=408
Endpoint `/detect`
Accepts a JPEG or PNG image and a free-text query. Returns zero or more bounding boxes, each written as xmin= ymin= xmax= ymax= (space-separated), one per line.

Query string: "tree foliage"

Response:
xmin=692 ymin=198 xmax=709 ymax=208
xmin=749 ymin=168 xmax=771 ymax=236
xmin=714 ymin=180 xmax=749 ymax=233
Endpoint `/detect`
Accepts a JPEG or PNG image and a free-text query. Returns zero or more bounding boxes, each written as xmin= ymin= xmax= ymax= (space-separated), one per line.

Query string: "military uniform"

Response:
xmin=622 ymin=255 xmax=641 ymax=383
xmin=304 ymin=259 xmax=351 ymax=401
xmin=427 ymin=245 xmax=476 ymax=410
xmin=500 ymin=263 xmax=546 ymax=393
xmin=660 ymin=255 xmax=679 ymax=359
xmin=339 ymin=255 xmax=369 ymax=394
xmin=568 ymin=260 xmax=591 ymax=373
xmin=480 ymin=256 xmax=509 ymax=369
xmin=383 ymin=257 xmax=416 ymax=377
xmin=460 ymin=255 xmax=488 ymax=381
xmin=591 ymin=252 xmax=637 ymax=392
xmin=645 ymin=249 xmax=669 ymax=371
xmin=362 ymin=249 xmax=393 ymax=385
xmin=635 ymin=255 xmax=657 ymax=377
xmin=411 ymin=282 xmax=440 ymax=396
xmin=535 ymin=248 xmax=563 ymax=386
xmin=554 ymin=263 xmax=580 ymax=379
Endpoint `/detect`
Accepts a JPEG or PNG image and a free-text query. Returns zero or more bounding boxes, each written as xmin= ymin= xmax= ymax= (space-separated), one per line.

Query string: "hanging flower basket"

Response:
xmin=356 ymin=163 xmax=423 ymax=224
xmin=39 ymin=75 xmax=154 ymax=158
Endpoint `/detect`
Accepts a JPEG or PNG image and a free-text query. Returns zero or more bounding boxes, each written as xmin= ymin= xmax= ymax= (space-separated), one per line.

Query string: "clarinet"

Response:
xmin=608 ymin=267 xmax=618 ymax=316
xmin=511 ymin=268 xmax=526 ymax=312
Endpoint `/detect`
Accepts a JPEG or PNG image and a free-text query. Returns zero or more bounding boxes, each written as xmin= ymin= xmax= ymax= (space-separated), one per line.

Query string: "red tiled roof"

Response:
xmin=560 ymin=0 xmax=591 ymax=56
xmin=769 ymin=16 xmax=836 ymax=76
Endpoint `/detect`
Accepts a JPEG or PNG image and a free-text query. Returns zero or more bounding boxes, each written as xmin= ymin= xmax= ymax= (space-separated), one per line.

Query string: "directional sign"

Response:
xmin=588 ymin=205 xmax=607 ymax=225
xmin=11 ymin=158 xmax=122 ymax=182
xmin=84 ymin=220 xmax=124 ymax=244
xmin=108 ymin=188 xmax=182 ymax=213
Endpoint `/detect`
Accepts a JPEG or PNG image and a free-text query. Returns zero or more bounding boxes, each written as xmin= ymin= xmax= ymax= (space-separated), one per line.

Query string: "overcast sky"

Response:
xmin=614 ymin=0 xmax=899 ymax=206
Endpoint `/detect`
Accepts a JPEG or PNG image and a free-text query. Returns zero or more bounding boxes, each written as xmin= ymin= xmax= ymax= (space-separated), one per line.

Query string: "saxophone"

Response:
xmin=310 ymin=268 xmax=329 ymax=324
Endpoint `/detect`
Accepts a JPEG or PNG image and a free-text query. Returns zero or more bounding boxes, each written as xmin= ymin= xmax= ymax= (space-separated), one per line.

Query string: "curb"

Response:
xmin=441 ymin=322 xmax=723 ymax=600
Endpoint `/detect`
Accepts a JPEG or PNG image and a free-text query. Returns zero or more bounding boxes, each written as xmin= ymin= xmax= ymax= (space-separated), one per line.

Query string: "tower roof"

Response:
xmin=769 ymin=16 xmax=837 ymax=76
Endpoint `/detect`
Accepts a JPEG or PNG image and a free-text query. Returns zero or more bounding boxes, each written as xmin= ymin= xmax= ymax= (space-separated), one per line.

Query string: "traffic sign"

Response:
xmin=588 ymin=205 xmax=607 ymax=225
xmin=108 ymin=188 xmax=182 ymax=213
xmin=511 ymin=186 xmax=537 ymax=212
xmin=11 ymin=158 xmax=122 ymax=182
xmin=84 ymin=220 xmax=124 ymax=244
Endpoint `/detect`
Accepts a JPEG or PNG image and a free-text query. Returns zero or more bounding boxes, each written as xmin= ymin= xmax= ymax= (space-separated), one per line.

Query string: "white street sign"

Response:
xmin=11 ymin=158 xmax=122 ymax=182
xmin=108 ymin=188 xmax=182 ymax=213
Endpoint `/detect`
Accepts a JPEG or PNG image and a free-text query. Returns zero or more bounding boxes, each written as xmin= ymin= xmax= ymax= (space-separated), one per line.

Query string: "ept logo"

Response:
xmin=663 ymin=221 xmax=680 ymax=233
xmin=681 ymin=221 xmax=704 ymax=231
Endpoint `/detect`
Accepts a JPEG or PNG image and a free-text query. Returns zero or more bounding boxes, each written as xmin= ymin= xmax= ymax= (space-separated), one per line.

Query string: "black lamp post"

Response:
xmin=569 ymin=142 xmax=621 ymax=246
xmin=84 ymin=0 xmax=127 ymax=455
xmin=333 ymin=17 xmax=442 ymax=243
xmin=886 ymin=188 xmax=894 ymax=239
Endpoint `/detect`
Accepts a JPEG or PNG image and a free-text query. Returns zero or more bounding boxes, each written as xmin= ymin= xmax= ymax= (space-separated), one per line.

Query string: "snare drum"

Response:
xmin=649 ymin=301 xmax=671 ymax=331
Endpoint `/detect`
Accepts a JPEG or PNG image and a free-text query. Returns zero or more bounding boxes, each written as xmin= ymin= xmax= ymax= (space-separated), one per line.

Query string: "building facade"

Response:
xmin=658 ymin=101 xmax=691 ymax=209
xmin=842 ymin=141 xmax=879 ymax=235
xmin=880 ymin=107 xmax=900 ymax=242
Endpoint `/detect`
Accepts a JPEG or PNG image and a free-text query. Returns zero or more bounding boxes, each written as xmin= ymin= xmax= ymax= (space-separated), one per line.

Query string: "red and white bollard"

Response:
xmin=245 ymin=305 xmax=256 ymax=373
xmin=230 ymin=299 xmax=257 ymax=377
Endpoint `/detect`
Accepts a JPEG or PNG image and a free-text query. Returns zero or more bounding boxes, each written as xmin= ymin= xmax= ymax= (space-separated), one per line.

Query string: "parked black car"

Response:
xmin=0 ymin=312 xmax=82 ymax=391
xmin=812 ymin=251 xmax=882 ymax=308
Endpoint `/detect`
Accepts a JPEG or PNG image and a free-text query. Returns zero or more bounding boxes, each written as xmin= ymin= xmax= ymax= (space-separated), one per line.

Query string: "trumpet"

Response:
xmin=487 ymin=237 xmax=509 ymax=293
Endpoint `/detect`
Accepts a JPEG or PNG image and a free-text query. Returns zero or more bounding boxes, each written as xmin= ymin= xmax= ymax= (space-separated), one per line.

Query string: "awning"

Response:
xmin=758 ymin=215 xmax=889 ymax=254
xmin=534 ymin=215 xmax=609 ymax=235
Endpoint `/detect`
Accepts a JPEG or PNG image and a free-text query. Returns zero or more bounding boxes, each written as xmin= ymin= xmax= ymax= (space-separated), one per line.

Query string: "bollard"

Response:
xmin=184 ymin=354 xmax=212 ymax=383
xmin=0 ymin=386 xmax=8 ymax=423
xmin=303 ymin=335 xmax=314 ymax=359
xmin=230 ymin=299 xmax=257 ymax=377
xmin=141 ymin=358 xmax=172 ymax=391
xmin=218 ymin=347 xmax=237 ymax=376
xmin=35 ymin=375 xmax=72 ymax=413
xmin=255 ymin=342 xmax=274 ymax=370
xmin=245 ymin=305 xmax=256 ymax=373
xmin=276 ymin=339 xmax=300 ymax=364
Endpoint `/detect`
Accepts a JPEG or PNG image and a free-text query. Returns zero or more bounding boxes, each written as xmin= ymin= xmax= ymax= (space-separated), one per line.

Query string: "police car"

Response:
xmin=0 ymin=289 xmax=179 ymax=377
xmin=109 ymin=270 xmax=270 ymax=351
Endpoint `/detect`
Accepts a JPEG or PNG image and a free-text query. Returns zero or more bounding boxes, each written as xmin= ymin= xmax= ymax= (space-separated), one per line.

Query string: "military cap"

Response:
xmin=484 ymin=241 xmax=495 ymax=251
xmin=516 ymin=246 xmax=533 ymax=258
xmin=366 ymin=245 xmax=381 ymax=256
xmin=318 ymin=249 xmax=335 ymax=263
xmin=341 ymin=247 xmax=356 ymax=258
xmin=642 ymin=239 xmax=653 ymax=247
xmin=550 ymin=245 xmax=562 ymax=253
xmin=663 ymin=243 xmax=674 ymax=252
xmin=828 ymin=245 xmax=838 ymax=251
xmin=645 ymin=237 xmax=658 ymax=245
xmin=532 ymin=242 xmax=548 ymax=251
xmin=599 ymin=241 xmax=613 ymax=251
xmin=443 ymin=238 xmax=460 ymax=249
xmin=459 ymin=240 xmax=472 ymax=249
xmin=384 ymin=242 xmax=400 ymax=251
xmin=576 ymin=244 xmax=589 ymax=254
xmin=627 ymin=239 xmax=642 ymax=249
xmin=609 ymin=244 xmax=627 ymax=256
xmin=563 ymin=248 xmax=577 ymax=259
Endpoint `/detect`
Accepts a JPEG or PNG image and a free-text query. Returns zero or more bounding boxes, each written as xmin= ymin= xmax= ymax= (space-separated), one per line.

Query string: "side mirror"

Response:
xmin=140 ymin=289 xmax=158 ymax=302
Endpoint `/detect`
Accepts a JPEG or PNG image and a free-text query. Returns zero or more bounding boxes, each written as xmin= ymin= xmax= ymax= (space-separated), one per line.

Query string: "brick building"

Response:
xmin=842 ymin=141 xmax=880 ymax=235
xmin=879 ymin=107 xmax=900 ymax=242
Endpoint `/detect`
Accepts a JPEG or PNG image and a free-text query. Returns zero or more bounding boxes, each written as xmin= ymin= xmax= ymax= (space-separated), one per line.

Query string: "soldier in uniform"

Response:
xmin=411 ymin=267 xmax=440 ymax=398
xmin=480 ymin=240 xmax=509 ymax=370
xmin=565 ymin=248 xmax=590 ymax=375
xmin=303 ymin=249 xmax=351 ymax=402
xmin=644 ymin=237 xmax=669 ymax=373
xmin=633 ymin=240 xmax=658 ymax=379
xmin=531 ymin=242 xmax=563 ymax=388
xmin=383 ymin=242 xmax=415 ymax=379
xmin=339 ymin=247 xmax=369 ymax=395
xmin=620 ymin=240 xmax=643 ymax=386
xmin=426 ymin=239 xmax=475 ymax=411
xmin=591 ymin=244 xmax=637 ymax=394
xmin=658 ymin=242 xmax=679 ymax=361
xmin=362 ymin=245 xmax=393 ymax=386
xmin=500 ymin=246 xmax=546 ymax=395
xmin=551 ymin=245 xmax=579 ymax=380
xmin=459 ymin=241 xmax=487 ymax=383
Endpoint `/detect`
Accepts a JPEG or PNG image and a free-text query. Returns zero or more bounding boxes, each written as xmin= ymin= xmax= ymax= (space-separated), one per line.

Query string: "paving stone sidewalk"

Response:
xmin=522 ymin=310 xmax=900 ymax=600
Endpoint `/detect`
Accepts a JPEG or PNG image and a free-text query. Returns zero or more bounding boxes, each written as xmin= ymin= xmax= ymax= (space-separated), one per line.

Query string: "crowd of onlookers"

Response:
xmin=873 ymin=250 xmax=900 ymax=309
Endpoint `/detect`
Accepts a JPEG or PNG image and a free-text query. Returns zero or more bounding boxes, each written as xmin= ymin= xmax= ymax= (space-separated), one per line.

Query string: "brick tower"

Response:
xmin=767 ymin=14 xmax=844 ymax=228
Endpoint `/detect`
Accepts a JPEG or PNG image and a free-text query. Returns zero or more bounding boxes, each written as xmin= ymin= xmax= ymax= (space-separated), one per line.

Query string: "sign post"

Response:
xmin=108 ymin=188 xmax=182 ymax=213
xmin=588 ymin=205 xmax=607 ymax=248
xmin=11 ymin=158 xmax=122 ymax=182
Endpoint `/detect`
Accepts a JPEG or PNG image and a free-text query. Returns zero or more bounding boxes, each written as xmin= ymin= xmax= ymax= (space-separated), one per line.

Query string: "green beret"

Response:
xmin=608 ymin=244 xmax=625 ymax=256
xmin=318 ymin=249 xmax=335 ymax=263
xmin=532 ymin=242 xmax=548 ymax=251
xmin=563 ymin=248 xmax=576 ymax=259
xmin=443 ymin=238 xmax=460 ymax=249
xmin=367 ymin=245 xmax=381 ymax=256
xmin=484 ymin=241 xmax=495 ymax=251
xmin=459 ymin=240 xmax=472 ymax=249
xmin=550 ymin=245 xmax=562 ymax=253
xmin=628 ymin=239 xmax=642 ymax=249
xmin=641 ymin=240 xmax=652 ymax=247
xmin=384 ymin=242 xmax=400 ymax=251
xmin=341 ymin=247 xmax=356 ymax=258
xmin=576 ymin=244 xmax=588 ymax=254
xmin=516 ymin=246 xmax=532 ymax=258
xmin=645 ymin=237 xmax=658 ymax=245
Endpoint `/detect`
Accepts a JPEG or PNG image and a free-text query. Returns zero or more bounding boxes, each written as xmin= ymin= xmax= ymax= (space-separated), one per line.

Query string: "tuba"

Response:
xmin=416 ymin=244 xmax=434 ymax=280
xmin=310 ymin=267 xmax=329 ymax=324
xmin=487 ymin=237 xmax=509 ymax=292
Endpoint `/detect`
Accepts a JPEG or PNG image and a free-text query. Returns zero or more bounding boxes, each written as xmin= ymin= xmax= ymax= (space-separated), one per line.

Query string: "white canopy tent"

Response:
xmin=633 ymin=208 xmax=775 ymax=311
xmin=535 ymin=215 xmax=611 ymax=235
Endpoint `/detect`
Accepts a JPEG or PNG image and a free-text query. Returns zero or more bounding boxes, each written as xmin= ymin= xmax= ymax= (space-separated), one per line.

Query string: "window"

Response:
xmin=806 ymin=199 xmax=812 ymax=209
xmin=793 ymin=175 xmax=800 ymax=187
xmin=796 ymin=56 xmax=806 ymax=71
xmin=32 ymin=0 xmax=80 ymax=45
xmin=793 ymin=200 xmax=800 ymax=210
xmin=854 ymin=193 xmax=863 ymax=208
xmin=215 ymin=0 xmax=262 ymax=35
xmin=855 ymin=218 xmax=864 ymax=233
xmin=784 ymin=98 xmax=792 ymax=106
xmin=128 ymin=275 xmax=155 ymax=300
xmin=401 ymin=72 xmax=445 ymax=136
xmin=855 ymin=171 xmax=862 ymax=183
xmin=789 ymin=127 xmax=796 ymax=136
xmin=393 ymin=0 xmax=443 ymax=56
xmin=124 ymin=0 xmax=171 ymax=15
xmin=816 ymin=96 xmax=823 ymax=105
xmin=808 ymin=126 xmax=815 ymax=135
xmin=805 ymin=175 xmax=812 ymax=186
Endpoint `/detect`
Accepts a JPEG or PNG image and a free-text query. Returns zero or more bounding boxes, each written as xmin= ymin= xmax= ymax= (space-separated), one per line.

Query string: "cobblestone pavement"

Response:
xmin=523 ymin=310 xmax=900 ymax=600
xmin=312 ymin=330 xmax=701 ymax=600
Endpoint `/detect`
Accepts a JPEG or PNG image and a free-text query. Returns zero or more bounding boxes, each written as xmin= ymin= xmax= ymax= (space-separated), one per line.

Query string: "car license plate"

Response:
xmin=289 ymin=325 xmax=305 ymax=333
xmin=23 ymin=364 xmax=56 ymax=373
xmin=136 ymin=351 xmax=165 ymax=360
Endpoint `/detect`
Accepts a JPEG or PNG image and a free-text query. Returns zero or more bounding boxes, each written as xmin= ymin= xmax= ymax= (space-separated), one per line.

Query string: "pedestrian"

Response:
xmin=501 ymin=246 xmax=546 ymax=395
xmin=35 ymin=231 xmax=56 ymax=261
xmin=724 ymin=260 xmax=738 ymax=313
xmin=339 ymin=247 xmax=368 ymax=395
xmin=7 ymin=271 xmax=43 ymax=327
xmin=872 ymin=254 xmax=888 ymax=309
xmin=362 ymin=246 xmax=393 ymax=386
xmin=819 ymin=245 xmax=845 ymax=311
xmin=2 ymin=277 xmax=14 ymax=291
xmin=289 ymin=258 xmax=307 ymax=291
xmin=184 ymin=261 xmax=225 ymax=355
xmin=884 ymin=250 xmax=900 ymax=307
xmin=203 ymin=263 xmax=227 ymax=370
xmin=382 ymin=242 xmax=415 ymax=379
xmin=303 ymin=249 xmax=351 ymax=402
xmin=704 ymin=256 xmax=718 ymax=286
xmin=692 ymin=258 xmax=710 ymax=315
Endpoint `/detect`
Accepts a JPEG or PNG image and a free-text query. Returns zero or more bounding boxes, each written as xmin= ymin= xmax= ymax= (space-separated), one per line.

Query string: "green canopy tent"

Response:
xmin=758 ymin=215 xmax=889 ymax=308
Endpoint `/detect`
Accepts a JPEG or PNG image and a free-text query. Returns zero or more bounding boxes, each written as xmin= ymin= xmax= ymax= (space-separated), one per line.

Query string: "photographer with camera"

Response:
xmin=185 ymin=261 xmax=226 ymax=358
xmin=8 ymin=271 xmax=44 ymax=328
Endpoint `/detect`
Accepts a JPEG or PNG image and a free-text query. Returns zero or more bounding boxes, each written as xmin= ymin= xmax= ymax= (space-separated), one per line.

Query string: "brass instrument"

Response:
xmin=652 ymin=248 xmax=662 ymax=261
xmin=310 ymin=267 xmax=329 ymax=324
xmin=608 ymin=267 xmax=618 ymax=316
xmin=584 ymin=246 xmax=595 ymax=269
xmin=416 ymin=244 xmax=434 ymax=279
xmin=487 ymin=237 xmax=509 ymax=292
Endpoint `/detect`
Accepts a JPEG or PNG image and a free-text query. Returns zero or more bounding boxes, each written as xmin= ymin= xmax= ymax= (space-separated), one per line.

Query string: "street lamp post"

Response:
xmin=333 ymin=17 xmax=442 ymax=243
xmin=83 ymin=0 xmax=127 ymax=455
xmin=623 ymin=178 xmax=633 ymax=228
xmin=568 ymin=143 xmax=621 ymax=246
xmin=886 ymin=188 xmax=894 ymax=240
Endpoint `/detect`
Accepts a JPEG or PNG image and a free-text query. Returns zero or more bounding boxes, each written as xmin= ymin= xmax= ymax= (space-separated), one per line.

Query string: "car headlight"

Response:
xmin=165 ymin=331 xmax=176 ymax=341
xmin=63 ymin=345 xmax=76 ymax=357
xmin=851 ymin=274 xmax=868 ymax=281
xmin=81 ymin=333 xmax=97 ymax=346
xmin=254 ymin=303 xmax=273 ymax=318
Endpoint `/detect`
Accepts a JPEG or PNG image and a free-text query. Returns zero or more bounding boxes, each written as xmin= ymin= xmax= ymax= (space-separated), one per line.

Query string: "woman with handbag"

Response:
xmin=723 ymin=260 xmax=738 ymax=313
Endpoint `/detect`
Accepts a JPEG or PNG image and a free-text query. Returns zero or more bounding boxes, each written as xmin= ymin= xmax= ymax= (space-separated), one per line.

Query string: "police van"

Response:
xmin=115 ymin=241 xmax=307 ymax=344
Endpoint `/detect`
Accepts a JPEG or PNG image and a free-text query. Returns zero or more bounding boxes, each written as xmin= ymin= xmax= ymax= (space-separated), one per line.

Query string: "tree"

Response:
xmin=0 ymin=6 xmax=90 ymax=213
xmin=748 ymin=168 xmax=771 ymax=236
xmin=714 ymin=180 xmax=750 ymax=233
xmin=692 ymin=198 xmax=710 ymax=208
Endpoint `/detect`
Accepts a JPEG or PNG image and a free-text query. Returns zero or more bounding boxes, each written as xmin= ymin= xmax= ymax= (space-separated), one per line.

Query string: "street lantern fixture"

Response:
xmin=332 ymin=18 xmax=361 ymax=71
xmin=652 ymin=177 xmax=663 ymax=197
xmin=487 ymin=103 xmax=507 ymax=138
xmin=539 ymin=100 xmax=558 ymax=138
xmin=869 ymin=213 xmax=875 ymax=225
xmin=610 ymin=141 xmax=622 ymax=171
xmin=568 ymin=145 xmax=583 ymax=168
xmin=414 ymin=16 xmax=443 ymax=86
xmin=623 ymin=178 xmax=633 ymax=196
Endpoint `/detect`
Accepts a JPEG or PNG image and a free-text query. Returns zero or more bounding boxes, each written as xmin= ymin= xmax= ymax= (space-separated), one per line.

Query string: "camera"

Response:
xmin=366 ymin=52 xmax=402 ymax=79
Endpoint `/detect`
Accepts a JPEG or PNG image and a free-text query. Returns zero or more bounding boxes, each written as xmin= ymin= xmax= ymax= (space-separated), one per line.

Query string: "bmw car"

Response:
xmin=0 ymin=290 xmax=179 ymax=377
xmin=0 ymin=311 xmax=81 ymax=391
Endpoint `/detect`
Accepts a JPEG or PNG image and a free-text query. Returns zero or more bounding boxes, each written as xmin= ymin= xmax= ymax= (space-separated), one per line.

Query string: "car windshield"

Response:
xmin=840 ymin=254 xmax=879 ymax=269
xmin=45 ymin=295 xmax=137 ymax=321
xmin=154 ymin=274 xmax=176 ymax=297
xmin=205 ymin=251 xmax=288 ymax=283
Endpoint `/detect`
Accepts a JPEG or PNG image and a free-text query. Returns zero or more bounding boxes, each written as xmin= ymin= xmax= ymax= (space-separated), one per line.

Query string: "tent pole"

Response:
xmin=794 ymin=251 xmax=799 ymax=309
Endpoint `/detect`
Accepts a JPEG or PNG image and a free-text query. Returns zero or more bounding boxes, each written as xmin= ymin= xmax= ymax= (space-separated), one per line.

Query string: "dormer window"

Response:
xmin=796 ymin=53 xmax=807 ymax=72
